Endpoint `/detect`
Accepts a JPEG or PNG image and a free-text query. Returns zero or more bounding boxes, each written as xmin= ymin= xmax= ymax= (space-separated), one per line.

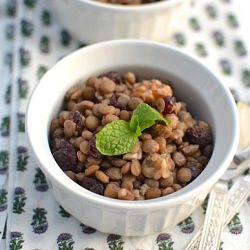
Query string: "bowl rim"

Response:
xmin=74 ymin=0 xmax=186 ymax=12
xmin=26 ymin=39 xmax=239 ymax=210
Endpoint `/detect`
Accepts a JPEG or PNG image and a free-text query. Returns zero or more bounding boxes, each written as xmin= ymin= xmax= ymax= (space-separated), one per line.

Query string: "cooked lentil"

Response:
xmin=50 ymin=71 xmax=213 ymax=200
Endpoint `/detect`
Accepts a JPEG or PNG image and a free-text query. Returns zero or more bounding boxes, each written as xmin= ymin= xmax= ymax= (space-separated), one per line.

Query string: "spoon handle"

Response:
xmin=198 ymin=182 xmax=228 ymax=250
xmin=185 ymin=178 xmax=250 ymax=250
xmin=220 ymin=157 xmax=250 ymax=181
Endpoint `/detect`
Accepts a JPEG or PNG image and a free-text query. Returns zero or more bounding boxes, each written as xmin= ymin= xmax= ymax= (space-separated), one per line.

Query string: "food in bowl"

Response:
xmin=26 ymin=40 xmax=238 ymax=236
xmin=95 ymin=0 xmax=160 ymax=5
xmin=49 ymin=71 xmax=213 ymax=200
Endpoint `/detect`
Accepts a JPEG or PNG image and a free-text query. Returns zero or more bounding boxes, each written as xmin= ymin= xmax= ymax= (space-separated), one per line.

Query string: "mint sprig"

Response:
xmin=96 ymin=103 xmax=171 ymax=156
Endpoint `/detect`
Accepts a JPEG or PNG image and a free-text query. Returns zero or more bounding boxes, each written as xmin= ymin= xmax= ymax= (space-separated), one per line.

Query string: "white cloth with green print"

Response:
xmin=0 ymin=0 xmax=250 ymax=249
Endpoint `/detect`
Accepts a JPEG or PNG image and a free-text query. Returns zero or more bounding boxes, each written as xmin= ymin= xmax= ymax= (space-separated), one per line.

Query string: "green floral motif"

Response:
xmin=59 ymin=205 xmax=71 ymax=218
xmin=4 ymin=85 xmax=11 ymax=104
xmin=18 ymin=113 xmax=25 ymax=133
xmin=84 ymin=248 xmax=95 ymax=250
xmin=6 ymin=0 xmax=16 ymax=17
xmin=212 ymin=31 xmax=225 ymax=47
xmin=229 ymin=88 xmax=239 ymax=102
xmin=195 ymin=42 xmax=207 ymax=57
xmin=18 ymin=78 xmax=29 ymax=98
xmin=4 ymin=53 xmax=13 ymax=71
xmin=173 ymin=33 xmax=186 ymax=46
xmin=61 ymin=30 xmax=72 ymax=47
xmin=0 ymin=150 xmax=9 ymax=174
xmin=21 ymin=19 xmax=33 ymax=37
xmin=80 ymin=223 xmax=96 ymax=234
xmin=42 ymin=10 xmax=52 ymax=26
xmin=57 ymin=233 xmax=75 ymax=250
xmin=247 ymin=195 xmax=250 ymax=206
xmin=23 ymin=0 xmax=37 ymax=8
xmin=78 ymin=43 xmax=87 ymax=49
xmin=226 ymin=13 xmax=238 ymax=28
xmin=0 ymin=116 xmax=10 ymax=137
xmin=219 ymin=241 xmax=224 ymax=250
xmin=2 ymin=221 xmax=7 ymax=239
xmin=234 ymin=40 xmax=247 ymax=56
xmin=9 ymin=232 xmax=24 ymax=250
xmin=244 ymin=168 xmax=250 ymax=176
xmin=37 ymin=65 xmax=48 ymax=80
xmin=5 ymin=24 xmax=15 ymax=40
xmin=106 ymin=234 xmax=124 ymax=250
xmin=202 ymin=195 xmax=209 ymax=214
xmin=219 ymin=59 xmax=232 ymax=75
xmin=177 ymin=216 xmax=195 ymax=233
xmin=13 ymin=187 xmax=27 ymax=214
xmin=227 ymin=179 xmax=233 ymax=189
xmin=242 ymin=69 xmax=250 ymax=86
xmin=33 ymin=168 xmax=49 ymax=192
xmin=228 ymin=213 xmax=243 ymax=234
xmin=40 ymin=36 xmax=50 ymax=53
xmin=0 ymin=189 xmax=7 ymax=212
xmin=189 ymin=17 xmax=201 ymax=31
xmin=16 ymin=146 xmax=29 ymax=171
xmin=19 ymin=48 xmax=31 ymax=67
xmin=31 ymin=208 xmax=48 ymax=234
xmin=156 ymin=233 xmax=174 ymax=250
xmin=205 ymin=5 xmax=217 ymax=19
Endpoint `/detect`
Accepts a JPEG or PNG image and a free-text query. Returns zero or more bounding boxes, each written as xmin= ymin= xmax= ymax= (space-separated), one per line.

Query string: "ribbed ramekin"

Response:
xmin=26 ymin=40 xmax=239 ymax=236
xmin=52 ymin=0 xmax=190 ymax=44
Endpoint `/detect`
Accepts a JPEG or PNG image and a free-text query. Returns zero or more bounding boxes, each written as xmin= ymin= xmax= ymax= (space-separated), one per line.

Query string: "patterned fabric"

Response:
xmin=0 ymin=0 xmax=250 ymax=249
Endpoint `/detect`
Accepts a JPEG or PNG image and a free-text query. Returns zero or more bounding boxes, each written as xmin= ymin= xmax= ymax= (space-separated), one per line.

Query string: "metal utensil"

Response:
xmin=185 ymin=177 xmax=250 ymax=250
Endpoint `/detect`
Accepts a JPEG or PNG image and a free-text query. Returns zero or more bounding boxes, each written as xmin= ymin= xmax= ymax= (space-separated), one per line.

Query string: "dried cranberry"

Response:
xmin=109 ymin=94 xmax=126 ymax=110
xmin=185 ymin=125 xmax=212 ymax=146
xmin=51 ymin=138 xmax=77 ymax=171
xmin=98 ymin=71 xmax=123 ymax=85
xmin=81 ymin=176 xmax=104 ymax=195
xmin=88 ymin=136 xmax=102 ymax=159
xmin=162 ymin=96 xmax=175 ymax=115
xmin=68 ymin=111 xmax=84 ymax=136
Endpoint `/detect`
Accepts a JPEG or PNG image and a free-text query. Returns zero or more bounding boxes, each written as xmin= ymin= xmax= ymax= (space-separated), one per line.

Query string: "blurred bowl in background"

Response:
xmin=52 ymin=0 xmax=191 ymax=44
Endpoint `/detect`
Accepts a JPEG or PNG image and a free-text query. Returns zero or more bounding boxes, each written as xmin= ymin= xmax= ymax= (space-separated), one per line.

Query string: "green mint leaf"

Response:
xmin=96 ymin=120 xmax=138 ymax=156
xmin=129 ymin=114 xmax=141 ymax=137
xmin=133 ymin=103 xmax=171 ymax=130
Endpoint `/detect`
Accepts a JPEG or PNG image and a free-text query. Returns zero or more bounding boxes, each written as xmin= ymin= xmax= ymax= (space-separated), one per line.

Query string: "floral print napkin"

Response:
xmin=0 ymin=0 xmax=250 ymax=249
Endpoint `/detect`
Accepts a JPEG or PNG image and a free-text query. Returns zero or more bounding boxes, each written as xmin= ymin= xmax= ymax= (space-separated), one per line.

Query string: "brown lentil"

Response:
xmin=85 ymin=116 xmax=100 ymax=131
xmin=145 ymin=187 xmax=161 ymax=199
xmin=95 ymin=170 xmax=109 ymax=184
xmin=172 ymin=151 xmax=186 ymax=167
xmin=118 ymin=188 xmax=135 ymax=200
xmin=142 ymin=139 xmax=159 ymax=154
xmin=85 ymin=165 xmax=100 ymax=176
xmin=106 ymin=167 xmax=122 ymax=180
xmin=81 ymin=130 xmax=93 ymax=140
xmin=176 ymin=167 xmax=192 ymax=183
xmin=82 ymin=86 xmax=95 ymax=101
xmin=104 ymin=183 xmax=120 ymax=198
xmin=130 ymin=160 xmax=141 ymax=177
xmin=162 ymin=187 xmax=175 ymax=196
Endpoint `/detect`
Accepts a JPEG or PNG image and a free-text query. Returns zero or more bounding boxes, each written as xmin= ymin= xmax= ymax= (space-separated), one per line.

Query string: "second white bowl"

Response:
xmin=52 ymin=0 xmax=190 ymax=44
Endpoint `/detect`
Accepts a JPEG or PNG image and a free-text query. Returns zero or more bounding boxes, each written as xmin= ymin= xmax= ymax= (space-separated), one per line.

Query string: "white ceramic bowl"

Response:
xmin=52 ymin=0 xmax=190 ymax=44
xmin=26 ymin=40 xmax=239 ymax=236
